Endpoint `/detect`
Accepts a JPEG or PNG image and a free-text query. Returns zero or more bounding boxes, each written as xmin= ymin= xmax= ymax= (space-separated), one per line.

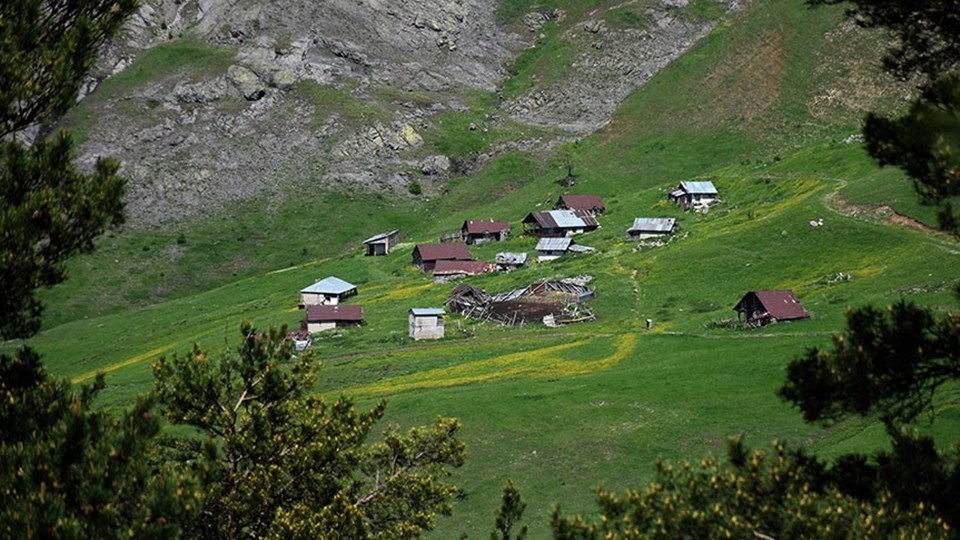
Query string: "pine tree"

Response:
xmin=153 ymin=323 xmax=466 ymax=539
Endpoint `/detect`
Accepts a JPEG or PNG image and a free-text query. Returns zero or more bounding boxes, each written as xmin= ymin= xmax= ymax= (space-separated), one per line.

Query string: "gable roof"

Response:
xmin=306 ymin=304 xmax=363 ymax=322
xmin=628 ymin=217 xmax=677 ymax=233
xmin=410 ymin=308 xmax=446 ymax=316
xmin=557 ymin=194 xmax=605 ymax=211
xmin=735 ymin=290 xmax=810 ymax=320
xmin=362 ymin=229 xmax=398 ymax=244
xmin=413 ymin=243 xmax=473 ymax=261
xmin=680 ymin=181 xmax=718 ymax=195
xmin=463 ymin=219 xmax=511 ymax=235
xmin=523 ymin=210 xmax=598 ymax=229
xmin=432 ymin=260 xmax=495 ymax=275
xmin=301 ymin=276 xmax=357 ymax=295
xmin=536 ymin=237 xmax=573 ymax=251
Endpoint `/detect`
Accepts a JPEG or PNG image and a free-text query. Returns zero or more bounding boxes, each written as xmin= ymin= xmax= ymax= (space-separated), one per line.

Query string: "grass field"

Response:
xmin=9 ymin=0 xmax=959 ymax=537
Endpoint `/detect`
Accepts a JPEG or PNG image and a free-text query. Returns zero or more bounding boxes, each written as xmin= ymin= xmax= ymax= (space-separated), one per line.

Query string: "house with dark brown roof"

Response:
xmin=305 ymin=304 xmax=364 ymax=333
xmin=734 ymin=290 xmax=810 ymax=326
xmin=555 ymin=194 xmax=606 ymax=215
xmin=522 ymin=210 xmax=599 ymax=237
xmin=412 ymin=243 xmax=473 ymax=271
xmin=461 ymin=219 xmax=511 ymax=245
xmin=432 ymin=260 xmax=496 ymax=283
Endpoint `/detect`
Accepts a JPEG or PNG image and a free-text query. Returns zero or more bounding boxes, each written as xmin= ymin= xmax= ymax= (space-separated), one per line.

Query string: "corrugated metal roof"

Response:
xmin=464 ymin=219 xmax=511 ymax=234
xmin=680 ymin=181 xmax=718 ymax=194
xmin=414 ymin=243 xmax=473 ymax=261
xmin=362 ymin=229 xmax=398 ymax=244
xmin=301 ymin=276 xmax=357 ymax=295
xmin=495 ymin=252 xmax=528 ymax=265
xmin=306 ymin=304 xmax=363 ymax=322
xmin=536 ymin=237 xmax=573 ymax=251
xmin=410 ymin=308 xmax=446 ymax=316
xmin=628 ymin=217 xmax=676 ymax=233
xmin=549 ymin=210 xmax=586 ymax=228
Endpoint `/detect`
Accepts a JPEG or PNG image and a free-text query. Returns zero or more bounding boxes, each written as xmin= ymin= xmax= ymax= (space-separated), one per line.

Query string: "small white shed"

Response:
xmin=409 ymin=308 xmax=446 ymax=340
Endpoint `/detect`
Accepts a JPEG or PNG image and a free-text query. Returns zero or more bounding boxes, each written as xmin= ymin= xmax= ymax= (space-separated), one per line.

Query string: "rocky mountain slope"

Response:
xmin=71 ymin=0 xmax=742 ymax=227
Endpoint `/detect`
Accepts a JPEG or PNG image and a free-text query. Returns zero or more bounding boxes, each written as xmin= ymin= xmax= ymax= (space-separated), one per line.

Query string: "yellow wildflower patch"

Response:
xmin=349 ymin=333 xmax=637 ymax=397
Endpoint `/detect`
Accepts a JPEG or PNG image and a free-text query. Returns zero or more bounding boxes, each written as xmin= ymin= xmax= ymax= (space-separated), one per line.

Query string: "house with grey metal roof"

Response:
xmin=409 ymin=308 xmax=446 ymax=340
xmin=362 ymin=229 xmax=400 ymax=256
xmin=522 ymin=209 xmax=599 ymax=237
xmin=627 ymin=217 xmax=678 ymax=240
xmin=668 ymin=181 xmax=719 ymax=210
xmin=536 ymin=237 xmax=573 ymax=261
xmin=495 ymin=252 xmax=528 ymax=272
xmin=300 ymin=276 xmax=358 ymax=307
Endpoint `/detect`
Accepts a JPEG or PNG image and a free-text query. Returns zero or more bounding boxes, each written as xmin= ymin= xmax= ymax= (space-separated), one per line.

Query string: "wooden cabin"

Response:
xmin=412 ymin=243 xmax=473 ymax=272
xmin=305 ymin=304 xmax=363 ymax=333
xmin=668 ymin=181 xmax=718 ymax=210
xmin=362 ymin=229 xmax=400 ymax=256
xmin=734 ymin=290 xmax=810 ymax=326
xmin=555 ymin=194 xmax=606 ymax=216
xmin=627 ymin=217 xmax=678 ymax=240
xmin=461 ymin=219 xmax=511 ymax=245
xmin=522 ymin=210 xmax=599 ymax=238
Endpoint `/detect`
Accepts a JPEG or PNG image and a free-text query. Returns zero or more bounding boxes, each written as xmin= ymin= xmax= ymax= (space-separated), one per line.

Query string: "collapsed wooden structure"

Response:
xmin=446 ymin=280 xmax=595 ymax=326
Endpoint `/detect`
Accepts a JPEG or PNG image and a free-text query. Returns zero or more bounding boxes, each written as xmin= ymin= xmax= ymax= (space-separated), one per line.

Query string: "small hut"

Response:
xmin=734 ymin=290 xmax=810 ymax=326
xmin=627 ymin=217 xmax=677 ymax=240
xmin=362 ymin=229 xmax=400 ymax=256
xmin=412 ymin=243 xmax=473 ymax=272
xmin=305 ymin=304 xmax=364 ymax=333
xmin=409 ymin=308 xmax=445 ymax=340
xmin=461 ymin=219 xmax=511 ymax=245
xmin=555 ymin=194 xmax=606 ymax=216
xmin=668 ymin=181 xmax=718 ymax=210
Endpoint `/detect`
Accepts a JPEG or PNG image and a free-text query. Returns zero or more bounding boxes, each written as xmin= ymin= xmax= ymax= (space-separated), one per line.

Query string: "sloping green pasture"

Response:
xmin=9 ymin=0 xmax=960 ymax=537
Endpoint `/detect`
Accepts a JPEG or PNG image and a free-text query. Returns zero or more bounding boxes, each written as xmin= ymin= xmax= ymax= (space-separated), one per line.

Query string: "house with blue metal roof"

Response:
xmin=300 ymin=276 xmax=358 ymax=307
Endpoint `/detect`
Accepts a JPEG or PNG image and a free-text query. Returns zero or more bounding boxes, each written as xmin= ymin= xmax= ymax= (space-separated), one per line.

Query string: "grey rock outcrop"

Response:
xmin=70 ymin=0 xmax=741 ymax=227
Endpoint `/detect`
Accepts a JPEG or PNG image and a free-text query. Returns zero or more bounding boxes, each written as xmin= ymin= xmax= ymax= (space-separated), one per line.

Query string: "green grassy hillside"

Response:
xmin=8 ymin=0 xmax=959 ymax=537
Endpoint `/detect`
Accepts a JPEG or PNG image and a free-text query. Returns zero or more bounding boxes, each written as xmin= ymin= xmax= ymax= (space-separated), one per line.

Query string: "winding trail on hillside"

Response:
xmin=826 ymin=191 xmax=943 ymax=235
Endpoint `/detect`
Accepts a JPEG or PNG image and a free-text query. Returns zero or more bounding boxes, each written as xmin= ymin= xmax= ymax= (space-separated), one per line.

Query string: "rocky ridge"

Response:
xmin=73 ymin=0 xmax=741 ymax=227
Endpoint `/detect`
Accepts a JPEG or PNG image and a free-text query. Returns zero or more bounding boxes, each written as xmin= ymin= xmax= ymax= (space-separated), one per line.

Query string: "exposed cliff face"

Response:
xmin=71 ymin=0 xmax=738 ymax=228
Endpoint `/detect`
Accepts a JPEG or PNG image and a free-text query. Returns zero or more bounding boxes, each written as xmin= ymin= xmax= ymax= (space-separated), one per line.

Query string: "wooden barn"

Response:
xmin=412 ymin=243 xmax=473 ymax=272
xmin=734 ymin=290 xmax=810 ymax=326
xmin=300 ymin=276 xmax=358 ymax=307
xmin=627 ymin=217 xmax=678 ymax=240
xmin=305 ymin=304 xmax=363 ymax=333
xmin=461 ymin=219 xmax=511 ymax=245
xmin=362 ymin=229 xmax=400 ymax=256
xmin=668 ymin=181 xmax=719 ymax=210
xmin=522 ymin=209 xmax=599 ymax=237
xmin=555 ymin=194 xmax=606 ymax=215
xmin=409 ymin=308 xmax=445 ymax=340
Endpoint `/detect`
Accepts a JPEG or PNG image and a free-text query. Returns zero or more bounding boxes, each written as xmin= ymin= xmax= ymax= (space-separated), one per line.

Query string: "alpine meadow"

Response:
xmin=2 ymin=0 xmax=959 ymax=538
